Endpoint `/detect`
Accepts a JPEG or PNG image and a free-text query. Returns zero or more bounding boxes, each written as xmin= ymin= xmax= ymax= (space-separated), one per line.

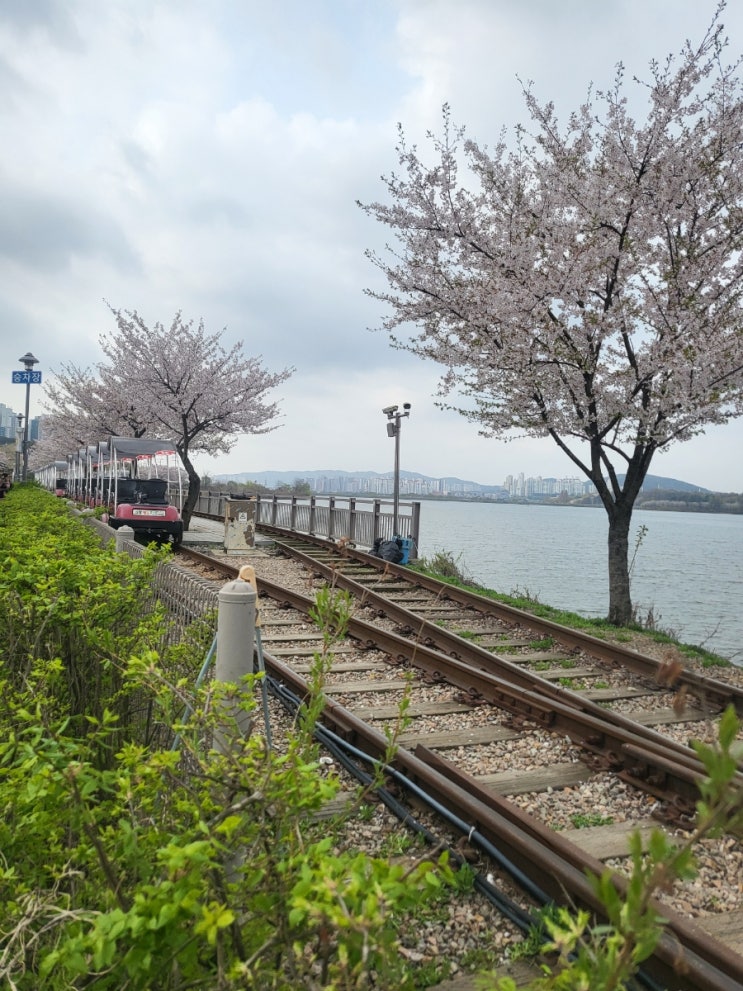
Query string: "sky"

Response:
xmin=2 ymin=0 xmax=743 ymax=491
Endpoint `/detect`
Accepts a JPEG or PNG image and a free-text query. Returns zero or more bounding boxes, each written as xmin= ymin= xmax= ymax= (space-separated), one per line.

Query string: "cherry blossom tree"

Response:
xmin=360 ymin=10 xmax=743 ymax=626
xmin=44 ymin=309 xmax=293 ymax=528
xmin=42 ymin=362 xmax=149 ymax=450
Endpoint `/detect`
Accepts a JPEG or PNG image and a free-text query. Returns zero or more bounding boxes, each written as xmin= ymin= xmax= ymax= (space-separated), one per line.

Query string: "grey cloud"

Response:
xmin=0 ymin=185 xmax=140 ymax=273
xmin=0 ymin=53 xmax=35 ymax=106
xmin=119 ymin=139 xmax=155 ymax=179
xmin=203 ymin=276 xmax=393 ymax=377
xmin=187 ymin=195 xmax=251 ymax=227
xmin=0 ymin=0 xmax=82 ymax=48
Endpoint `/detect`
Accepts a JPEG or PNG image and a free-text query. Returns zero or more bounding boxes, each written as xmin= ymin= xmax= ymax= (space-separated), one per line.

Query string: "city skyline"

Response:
xmin=214 ymin=467 xmax=712 ymax=498
xmin=0 ymin=403 xmax=41 ymax=443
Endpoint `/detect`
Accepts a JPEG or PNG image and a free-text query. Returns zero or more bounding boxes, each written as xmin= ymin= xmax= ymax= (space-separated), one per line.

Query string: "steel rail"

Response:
xmin=258 ymin=524 xmax=743 ymax=716
xmin=231 ymin=562 xmax=739 ymax=808
xmin=246 ymin=541 xmax=742 ymax=794
xmin=261 ymin=648 xmax=743 ymax=991
xmin=175 ymin=543 xmax=741 ymax=805
xmin=176 ymin=541 xmax=743 ymax=985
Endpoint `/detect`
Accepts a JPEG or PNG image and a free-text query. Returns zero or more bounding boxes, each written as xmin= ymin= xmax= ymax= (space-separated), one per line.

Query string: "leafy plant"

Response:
xmin=411 ymin=548 xmax=472 ymax=584
xmin=481 ymin=706 xmax=743 ymax=991
xmin=0 ymin=486 xmax=169 ymax=746
xmin=506 ymin=903 xmax=565 ymax=962
xmin=379 ymin=830 xmax=416 ymax=857
xmin=0 ymin=493 xmax=454 ymax=990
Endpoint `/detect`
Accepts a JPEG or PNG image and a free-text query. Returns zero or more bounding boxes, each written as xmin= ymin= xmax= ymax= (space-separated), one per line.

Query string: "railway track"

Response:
xmin=174 ymin=521 xmax=743 ymax=990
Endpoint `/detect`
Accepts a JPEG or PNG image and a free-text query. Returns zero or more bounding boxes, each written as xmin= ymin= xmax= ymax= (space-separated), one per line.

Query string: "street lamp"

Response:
xmin=16 ymin=352 xmax=39 ymax=481
xmin=14 ymin=414 xmax=24 ymax=482
xmin=382 ymin=402 xmax=411 ymax=536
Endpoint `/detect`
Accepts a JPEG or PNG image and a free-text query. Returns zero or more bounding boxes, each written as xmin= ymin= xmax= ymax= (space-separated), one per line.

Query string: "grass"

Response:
xmin=507 ymin=904 xmax=564 ymax=961
xmin=529 ymin=636 xmax=555 ymax=650
xmin=410 ymin=554 xmax=732 ymax=669
xmin=379 ymin=830 xmax=417 ymax=857
xmin=453 ymin=628 xmax=482 ymax=641
xmin=570 ymin=812 xmax=615 ymax=829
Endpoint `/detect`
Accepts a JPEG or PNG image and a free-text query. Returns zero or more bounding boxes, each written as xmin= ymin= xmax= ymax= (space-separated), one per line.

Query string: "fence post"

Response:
xmin=372 ymin=499 xmax=382 ymax=543
xmin=409 ymin=502 xmax=421 ymax=559
xmin=327 ymin=496 xmax=336 ymax=540
xmin=348 ymin=498 xmax=357 ymax=543
xmin=115 ymin=525 xmax=135 ymax=553
xmin=214 ymin=579 xmax=256 ymax=751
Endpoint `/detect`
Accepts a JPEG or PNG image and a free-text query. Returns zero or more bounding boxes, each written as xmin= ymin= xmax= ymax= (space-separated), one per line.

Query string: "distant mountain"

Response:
xmin=212 ymin=468 xmax=708 ymax=493
xmin=623 ymin=474 xmax=709 ymax=493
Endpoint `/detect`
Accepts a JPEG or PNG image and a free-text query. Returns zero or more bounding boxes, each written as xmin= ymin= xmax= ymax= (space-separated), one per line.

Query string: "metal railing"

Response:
xmin=86 ymin=516 xmax=219 ymax=639
xmin=192 ymin=491 xmax=420 ymax=555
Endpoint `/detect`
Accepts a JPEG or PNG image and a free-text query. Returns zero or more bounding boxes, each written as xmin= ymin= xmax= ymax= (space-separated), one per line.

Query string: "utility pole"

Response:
xmin=14 ymin=352 xmax=40 ymax=481
xmin=382 ymin=403 xmax=411 ymax=536
xmin=14 ymin=414 xmax=23 ymax=481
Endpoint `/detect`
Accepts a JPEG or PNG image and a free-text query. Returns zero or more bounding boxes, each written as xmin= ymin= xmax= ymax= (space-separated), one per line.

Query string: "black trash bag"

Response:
xmin=371 ymin=536 xmax=404 ymax=564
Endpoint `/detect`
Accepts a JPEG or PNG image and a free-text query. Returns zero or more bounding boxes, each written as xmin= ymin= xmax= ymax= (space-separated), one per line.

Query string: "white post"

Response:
xmin=214 ymin=579 xmax=256 ymax=750
xmin=115 ymin=525 xmax=135 ymax=552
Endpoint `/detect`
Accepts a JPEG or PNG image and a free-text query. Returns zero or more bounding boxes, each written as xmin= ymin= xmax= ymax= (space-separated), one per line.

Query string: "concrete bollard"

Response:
xmin=214 ymin=579 xmax=257 ymax=750
xmin=115 ymin=525 xmax=135 ymax=552
xmin=223 ymin=498 xmax=257 ymax=554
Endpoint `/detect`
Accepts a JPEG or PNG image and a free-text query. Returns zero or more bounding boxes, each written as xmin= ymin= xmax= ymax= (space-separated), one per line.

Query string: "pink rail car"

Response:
xmin=104 ymin=437 xmax=184 ymax=547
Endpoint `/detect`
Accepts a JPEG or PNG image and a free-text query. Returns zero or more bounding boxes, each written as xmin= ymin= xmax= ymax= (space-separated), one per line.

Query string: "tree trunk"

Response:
xmin=589 ymin=441 xmax=654 ymax=627
xmin=606 ymin=503 xmax=633 ymax=626
xmin=179 ymin=450 xmax=201 ymax=530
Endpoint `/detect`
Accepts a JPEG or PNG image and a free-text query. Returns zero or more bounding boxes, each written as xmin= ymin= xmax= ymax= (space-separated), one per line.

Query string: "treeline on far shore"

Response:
xmin=630 ymin=489 xmax=743 ymax=514
xmin=202 ymin=477 xmax=312 ymax=497
xmin=561 ymin=488 xmax=743 ymax=514
xmin=432 ymin=491 xmax=743 ymax=514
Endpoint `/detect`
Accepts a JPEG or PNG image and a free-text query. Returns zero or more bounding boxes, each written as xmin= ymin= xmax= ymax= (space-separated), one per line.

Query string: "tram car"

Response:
xmin=38 ymin=437 xmax=184 ymax=546
xmin=53 ymin=460 xmax=68 ymax=497
xmin=103 ymin=437 xmax=184 ymax=547
xmin=34 ymin=460 xmax=69 ymax=497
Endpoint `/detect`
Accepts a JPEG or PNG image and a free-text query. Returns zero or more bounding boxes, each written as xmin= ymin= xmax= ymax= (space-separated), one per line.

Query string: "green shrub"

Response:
xmin=0 ymin=495 xmax=452 ymax=989
xmin=0 ymin=487 xmax=169 ymax=743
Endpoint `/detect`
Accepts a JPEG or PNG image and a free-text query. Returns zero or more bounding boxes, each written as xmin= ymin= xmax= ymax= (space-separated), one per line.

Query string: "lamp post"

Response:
xmin=14 ymin=414 xmax=24 ymax=482
xmin=17 ymin=352 xmax=39 ymax=481
xmin=382 ymin=402 xmax=411 ymax=536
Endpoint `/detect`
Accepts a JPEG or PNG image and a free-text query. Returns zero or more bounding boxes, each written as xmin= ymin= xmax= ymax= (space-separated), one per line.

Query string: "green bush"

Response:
xmin=0 ymin=486 xmax=168 ymax=739
xmin=0 ymin=664 xmax=449 ymax=989
xmin=0 ymin=492 xmax=451 ymax=989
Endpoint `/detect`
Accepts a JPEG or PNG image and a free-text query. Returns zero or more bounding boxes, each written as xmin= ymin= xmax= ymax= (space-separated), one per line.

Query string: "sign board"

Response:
xmin=11 ymin=370 xmax=42 ymax=384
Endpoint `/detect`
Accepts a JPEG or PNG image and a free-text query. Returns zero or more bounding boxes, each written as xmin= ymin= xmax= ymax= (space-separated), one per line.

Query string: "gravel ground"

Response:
xmin=184 ymin=540 xmax=743 ymax=986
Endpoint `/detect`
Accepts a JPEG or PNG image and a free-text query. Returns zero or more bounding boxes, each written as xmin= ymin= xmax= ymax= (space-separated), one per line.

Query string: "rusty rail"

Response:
xmin=258 ymin=524 xmax=743 ymax=716
xmin=263 ymin=649 xmax=743 ymax=991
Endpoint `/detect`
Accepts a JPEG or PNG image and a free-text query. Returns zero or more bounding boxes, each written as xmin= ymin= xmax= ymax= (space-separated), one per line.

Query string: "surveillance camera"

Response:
xmin=403 ymin=402 xmax=411 ymax=410
xmin=382 ymin=405 xmax=398 ymax=415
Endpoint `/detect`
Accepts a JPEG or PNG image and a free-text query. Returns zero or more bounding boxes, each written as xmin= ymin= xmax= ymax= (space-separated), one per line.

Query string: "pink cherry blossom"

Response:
xmin=42 ymin=308 xmax=293 ymax=528
xmin=360 ymin=7 xmax=743 ymax=626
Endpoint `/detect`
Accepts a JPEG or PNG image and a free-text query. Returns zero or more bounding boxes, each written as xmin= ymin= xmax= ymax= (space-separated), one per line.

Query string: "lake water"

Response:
xmin=414 ymin=501 xmax=743 ymax=665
